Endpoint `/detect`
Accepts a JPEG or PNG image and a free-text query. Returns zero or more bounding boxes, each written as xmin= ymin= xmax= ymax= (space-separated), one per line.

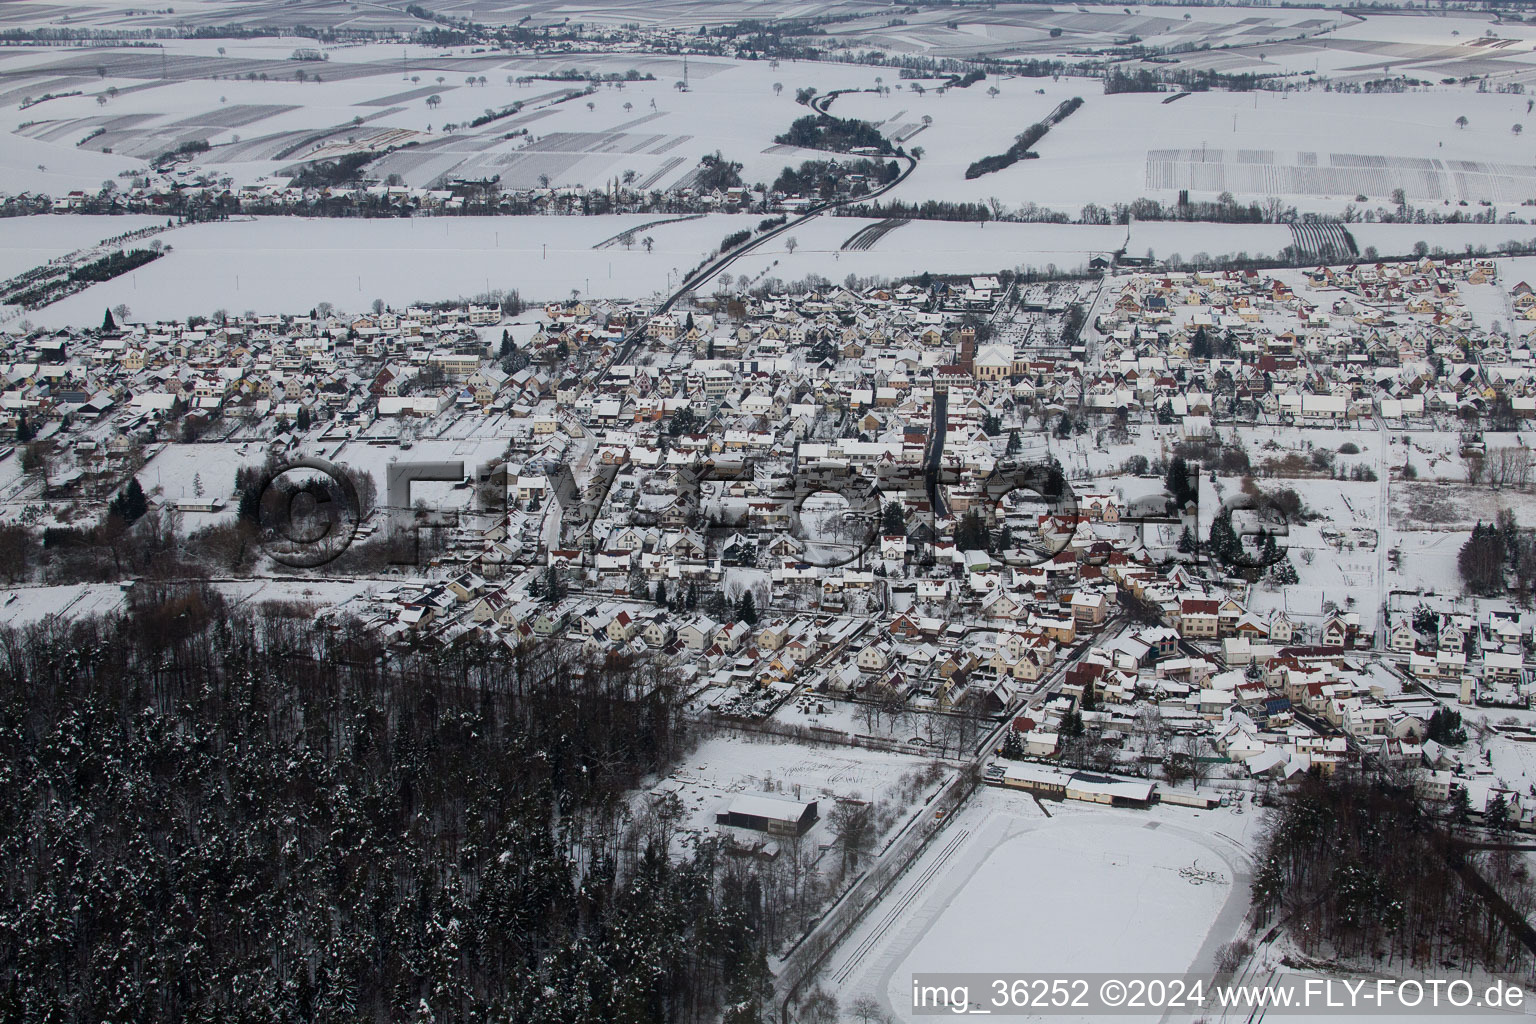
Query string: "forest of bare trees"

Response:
xmin=0 ymin=588 xmax=785 ymax=1023
xmin=1251 ymin=770 xmax=1536 ymax=974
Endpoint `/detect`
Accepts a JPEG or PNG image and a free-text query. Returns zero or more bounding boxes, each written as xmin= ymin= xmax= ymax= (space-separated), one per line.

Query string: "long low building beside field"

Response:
xmin=986 ymin=760 xmax=1155 ymax=808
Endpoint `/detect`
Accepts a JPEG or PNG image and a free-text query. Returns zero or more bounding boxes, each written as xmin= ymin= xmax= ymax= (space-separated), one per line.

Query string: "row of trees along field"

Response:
xmin=0 ymin=587 xmax=783 ymax=1024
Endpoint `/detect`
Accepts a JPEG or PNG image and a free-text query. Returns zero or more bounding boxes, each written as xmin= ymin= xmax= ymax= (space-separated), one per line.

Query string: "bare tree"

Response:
xmin=1179 ymin=733 xmax=1213 ymax=791
xmin=1465 ymin=451 xmax=1486 ymax=487
xmin=798 ymin=987 xmax=839 ymax=1024
xmin=1133 ymin=704 xmax=1164 ymax=763
xmin=828 ymin=797 xmax=874 ymax=875
xmin=849 ymin=996 xmax=889 ymax=1024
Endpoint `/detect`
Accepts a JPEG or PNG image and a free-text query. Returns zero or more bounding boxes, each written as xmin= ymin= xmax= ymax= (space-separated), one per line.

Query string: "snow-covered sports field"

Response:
xmin=822 ymin=788 xmax=1256 ymax=1022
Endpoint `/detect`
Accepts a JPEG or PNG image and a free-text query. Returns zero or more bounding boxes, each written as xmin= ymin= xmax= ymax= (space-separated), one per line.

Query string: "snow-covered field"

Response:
xmin=1349 ymin=223 xmax=1536 ymax=259
xmin=136 ymin=440 xmax=268 ymax=511
xmin=27 ymin=213 xmax=765 ymax=325
xmin=824 ymin=788 xmax=1256 ymax=1021
xmin=656 ymin=732 xmax=946 ymax=852
xmin=6 ymin=18 xmax=1536 ymax=325
xmin=21 ymin=207 xmax=1536 ymax=324
xmin=0 ymin=214 xmax=168 ymax=280
xmin=0 ymin=578 xmax=389 ymax=630
xmin=0 ymin=45 xmax=876 ymax=194
xmin=0 ymin=583 xmax=127 ymax=627
xmin=1126 ymin=221 xmax=1292 ymax=264
xmin=839 ymin=79 xmax=1536 ymax=215
xmin=7 ymin=22 xmax=1536 ymax=221
xmin=719 ymin=218 xmax=1125 ymax=289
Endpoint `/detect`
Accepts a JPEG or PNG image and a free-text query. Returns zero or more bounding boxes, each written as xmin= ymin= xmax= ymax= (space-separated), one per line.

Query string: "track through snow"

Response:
xmin=828 ymin=828 xmax=972 ymax=987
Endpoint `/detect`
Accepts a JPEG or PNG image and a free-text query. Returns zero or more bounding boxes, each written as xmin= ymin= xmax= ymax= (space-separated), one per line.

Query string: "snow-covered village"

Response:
xmin=10 ymin=1 xmax=1536 ymax=1023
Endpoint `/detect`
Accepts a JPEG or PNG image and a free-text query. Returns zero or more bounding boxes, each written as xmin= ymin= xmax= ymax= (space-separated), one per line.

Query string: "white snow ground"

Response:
xmin=820 ymin=787 xmax=1257 ymax=1023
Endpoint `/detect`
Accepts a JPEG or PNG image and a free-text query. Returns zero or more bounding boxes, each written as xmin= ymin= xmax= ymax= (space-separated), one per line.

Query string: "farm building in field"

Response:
xmin=716 ymin=794 xmax=819 ymax=836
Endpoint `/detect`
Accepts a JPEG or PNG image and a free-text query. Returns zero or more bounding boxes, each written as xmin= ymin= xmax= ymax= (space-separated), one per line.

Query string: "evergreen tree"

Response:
xmin=1001 ymin=731 xmax=1024 ymax=759
xmin=101 ymin=307 xmax=116 ymax=331
xmin=1060 ymin=709 xmax=1085 ymax=738
xmin=500 ymin=329 xmax=512 ymax=357
xmin=109 ymin=477 xmax=149 ymax=524
xmin=685 ymin=581 xmax=699 ymax=611
xmin=881 ymin=500 xmax=906 ymax=536
xmin=955 ymin=509 xmax=989 ymax=551
xmin=737 ymin=590 xmax=758 ymax=625
xmin=296 ymin=405 xmax=311 ymax=431
xmin=1177 ymin=527 xmax=1195 ymax=554
xmin=1449 ymin=785 xmax=1471 ymax=824
xmin=1208 ymin=506 xmax=1240 ymax=566
xmin=237 ymin=482 xmax=261 ymax=525
xmin=543 ymin=566 xmax=564 ymax=604
xmin=1042 ymin=463 xmax=1066 ymax=498
xmin=127 ymin=478 xmax=148 ymax=520
xmin=1190 ymin=325 xmax=1212 ymax=360
xmin=1488 ymin=793 xmax=1511 ymax=832
xmin=1270 ymin=558 xmax=1299 ymax=586
xmin=669 ymin=407 xmax=697 ymax=437
xmin=1459 ymin=521 xmax=1506 ymax=595
xmin=1006 ymin=429 xmax=1021 ymax=454
xmin=654 ymin=580 xmax=667 ymax=607
xmin=13 ymin=414 xmax=32 ymax=443
xmin=1427 ymin=707 xmax=1468 ymax=745
xmin=1165 ymin=456 xmax=1194 ymax=509
xmin=1261 ymin=529 xmax=1281 ymax=567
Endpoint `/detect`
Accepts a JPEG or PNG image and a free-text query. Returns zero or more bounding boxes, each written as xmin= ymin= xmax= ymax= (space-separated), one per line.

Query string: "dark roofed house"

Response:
xmin=716 ymin=794 xmax=819 ymax=837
